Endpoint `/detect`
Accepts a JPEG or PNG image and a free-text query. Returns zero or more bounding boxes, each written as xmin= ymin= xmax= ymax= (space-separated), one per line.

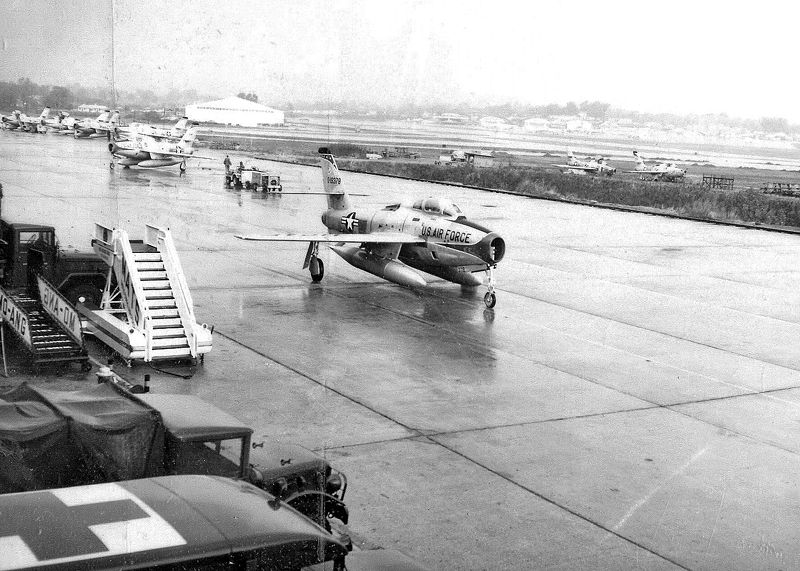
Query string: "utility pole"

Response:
xmin=110 ymin=0 xmax=116 ymax=109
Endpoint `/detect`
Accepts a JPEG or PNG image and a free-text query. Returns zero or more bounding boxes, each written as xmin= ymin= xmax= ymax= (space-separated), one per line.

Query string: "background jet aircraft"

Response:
xmin=74 ymin=109 xmax=119 ymax=138
xmin=109 ymin=124 xmax=210 ymax=169
xmin=115 ymin=116 xmax=192 ymax=142
xmin=42 ymin=110 xmax=71 ymax=132
xmin=554 ymin=150 xmax=616 ymax=176
xmin=1 ymin=110 xmax=22 ymax=129
xmin=627 ymin=150 xmax=687 ymax=182
xmin=236 ymin=148 xmax=506 ymax=308
xmin=12 ymin=107 xmax=50 ymax=132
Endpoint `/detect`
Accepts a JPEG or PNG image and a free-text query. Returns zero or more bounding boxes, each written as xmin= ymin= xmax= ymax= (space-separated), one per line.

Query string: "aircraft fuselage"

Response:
xmin=321 ymin=205 xmax=505 ymax=276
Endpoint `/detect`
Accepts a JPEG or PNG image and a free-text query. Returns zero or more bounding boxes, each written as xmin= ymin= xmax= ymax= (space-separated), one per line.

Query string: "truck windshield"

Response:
xmin=169 ymin=437 xmax=244 ymax=479
xmin=18 ymin=230 xmax=54 ymax=248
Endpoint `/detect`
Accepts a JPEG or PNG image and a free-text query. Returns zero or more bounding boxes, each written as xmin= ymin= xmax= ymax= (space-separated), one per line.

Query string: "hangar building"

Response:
xmin=185 ymin=96 xmax=284 ymax=127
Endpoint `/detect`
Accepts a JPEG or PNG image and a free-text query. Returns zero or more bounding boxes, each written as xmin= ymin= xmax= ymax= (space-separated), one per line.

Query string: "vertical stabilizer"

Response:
xmin=178 ymin=125 xmax=198 ymax=151
xmin=173 ymin=116 xmax=189 ymax=134
xmin=319 ymin=147 xmax=350 ymax=210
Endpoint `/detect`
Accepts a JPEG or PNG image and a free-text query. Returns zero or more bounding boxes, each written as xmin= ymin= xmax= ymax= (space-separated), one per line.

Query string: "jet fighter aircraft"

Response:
xmin=74 ymin=109 xmax=119 ymax=138
xmin=16 ymin=107 xmax=51 ymax=132
xmin=236 ymin=148 xmax=506 ymax=307
xmin=115 ymin=116 xmax=192 ymax=142
xmin=0 ymin=110 xmax=22 ymax=129
xmin=554 ymin=150 xmax=616 ymax=176
xmin=42 ymin=110 xmax=71 ymax=132
xmin=627 ymin=150 xmax=686 ymax=182
xmin=108 ymin=124 xmax=211 ymax=170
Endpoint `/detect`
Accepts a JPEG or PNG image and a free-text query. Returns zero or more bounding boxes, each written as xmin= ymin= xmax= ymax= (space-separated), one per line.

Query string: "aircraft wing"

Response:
xmin=235 ymin=232 xmax=425 ymax=244
xmin=276 ymin=192 xmax=370 ymax=196
xmin=625 ymin=169 xmax=663 ymax=175
xmin=149 ymin=151 xmax=215 ymax=160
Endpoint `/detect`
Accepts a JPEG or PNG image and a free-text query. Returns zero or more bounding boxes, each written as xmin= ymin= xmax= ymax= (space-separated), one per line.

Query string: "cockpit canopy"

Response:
xmin=410 ymin=197 xmax=463 ymax=218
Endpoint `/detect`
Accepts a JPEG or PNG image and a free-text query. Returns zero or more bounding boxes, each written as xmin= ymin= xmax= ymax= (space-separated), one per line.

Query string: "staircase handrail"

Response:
xmin=114 ymin=228 xmax=149 ymax=330
xmin=145 ymin=225 xmax=198 ymax=356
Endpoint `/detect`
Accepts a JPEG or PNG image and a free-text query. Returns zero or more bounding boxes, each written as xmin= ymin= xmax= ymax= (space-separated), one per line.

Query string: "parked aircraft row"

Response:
xmin=554 ymin=149 xmax=687 ymax=182
xmin=2 ymin=107 xmax=208 ymax=171
xmin=1 ymin=106 xmax=120 ymax=138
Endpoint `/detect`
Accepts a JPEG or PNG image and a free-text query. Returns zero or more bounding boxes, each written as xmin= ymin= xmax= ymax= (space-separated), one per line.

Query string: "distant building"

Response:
xmin=185 ymin=96 xmax=284 ymax=127
xmin=479 ymin=116 xmax=510 ymax=129
xmin=565 ymin=119 xmax=593 ymax=133
xmin=436 ymin=113 xmax=469 ymax=124
xmin=523 ymin=117 xmax=549 ymax=132
xmin=78 ymin=104 xmax=107 ymax=113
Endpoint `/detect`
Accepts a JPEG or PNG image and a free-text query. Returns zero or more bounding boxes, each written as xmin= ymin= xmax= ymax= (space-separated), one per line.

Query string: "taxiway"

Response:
xmin=2 ymin=131 xmax=800 ymax=570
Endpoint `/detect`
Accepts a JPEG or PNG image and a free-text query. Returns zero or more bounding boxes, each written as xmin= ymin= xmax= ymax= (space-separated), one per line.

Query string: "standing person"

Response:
xmin=223 ymin=154 xmax=232 ymax=173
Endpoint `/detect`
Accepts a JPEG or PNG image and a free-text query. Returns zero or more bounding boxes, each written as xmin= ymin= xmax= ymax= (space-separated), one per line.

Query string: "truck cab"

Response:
xmin=137 ymin=393 xmax=349 ymax=532
xmin=0 ymin=219 xmax=107 ymax=305
xmin=0 ymin=221 xmax=56 ymax=288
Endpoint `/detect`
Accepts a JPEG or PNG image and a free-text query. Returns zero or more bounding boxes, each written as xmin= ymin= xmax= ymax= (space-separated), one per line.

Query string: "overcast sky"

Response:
xmin=1 ymin=0 xmax=798 ymax=120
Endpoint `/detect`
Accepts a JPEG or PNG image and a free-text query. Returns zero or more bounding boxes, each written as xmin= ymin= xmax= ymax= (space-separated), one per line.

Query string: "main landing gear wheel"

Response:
xmin=310 ymin=257 xmax=324 ymax=282
xmin=179 ymin=161 xmax=187 ymax=172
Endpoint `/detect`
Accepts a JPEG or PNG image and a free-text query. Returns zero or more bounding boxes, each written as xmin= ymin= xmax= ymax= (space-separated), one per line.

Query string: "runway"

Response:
xmin=2 ymin=130 xmax=800 ymax=569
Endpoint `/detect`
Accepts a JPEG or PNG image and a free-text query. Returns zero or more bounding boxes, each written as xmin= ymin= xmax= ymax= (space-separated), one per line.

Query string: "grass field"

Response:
xmin=201 ymin=132 xmax=800 ymax=230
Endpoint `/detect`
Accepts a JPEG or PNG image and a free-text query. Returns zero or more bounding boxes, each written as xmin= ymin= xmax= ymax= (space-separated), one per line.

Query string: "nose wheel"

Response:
xmin=484 ymin=266 xmax=497 ymax=308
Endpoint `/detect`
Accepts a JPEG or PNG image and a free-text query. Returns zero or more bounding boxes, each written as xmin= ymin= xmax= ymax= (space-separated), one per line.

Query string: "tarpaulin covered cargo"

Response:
xmin=0 ymin=383 xmax=164 ymax=493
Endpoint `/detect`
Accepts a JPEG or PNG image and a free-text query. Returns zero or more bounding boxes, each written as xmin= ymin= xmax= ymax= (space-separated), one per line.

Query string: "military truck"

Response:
xmin=0 ymin=382 xmax=348 ymax=533
xmin=0 ymin=219 xmax=107 ymax=305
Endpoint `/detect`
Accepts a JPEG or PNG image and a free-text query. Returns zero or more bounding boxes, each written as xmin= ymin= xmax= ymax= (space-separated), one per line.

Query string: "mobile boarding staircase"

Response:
xmin=78 ymin=223 xmax=212 ymax=365
xmin=0 ymin=275 xmax=90 ymax=371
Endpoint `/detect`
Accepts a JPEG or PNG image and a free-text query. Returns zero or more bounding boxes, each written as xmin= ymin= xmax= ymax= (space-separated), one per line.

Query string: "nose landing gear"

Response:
xmin=484 ymin=266 xmax=497 ymax=309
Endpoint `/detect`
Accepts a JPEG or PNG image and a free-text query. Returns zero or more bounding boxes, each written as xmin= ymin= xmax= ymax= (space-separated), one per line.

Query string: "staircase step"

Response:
xmin=144 ymin=291 xmax=175 ymax=300
xmin=135 ymin=261 xmax=165 ymax=271
xmin=151 ymin=337 xmax=189 ymax=349
xmin=138 ymin=270 xmax=168 ymax=280
xmin=151 ymin=327 xmax=186 ymax=338
xmin=141 ymin=279 xmax=172 ymax=290
xmin=133 ymin=252 xmax=163 ymax=262
xmin=151 ymin=317 xmax=182 ymax=327
xmin=148 ymin=308 xmax=180 ymax=318
xmin=146 ymin=299 xmax=177 ymax=310
xmin=150 ymin=347 xmax=193 ymax=359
